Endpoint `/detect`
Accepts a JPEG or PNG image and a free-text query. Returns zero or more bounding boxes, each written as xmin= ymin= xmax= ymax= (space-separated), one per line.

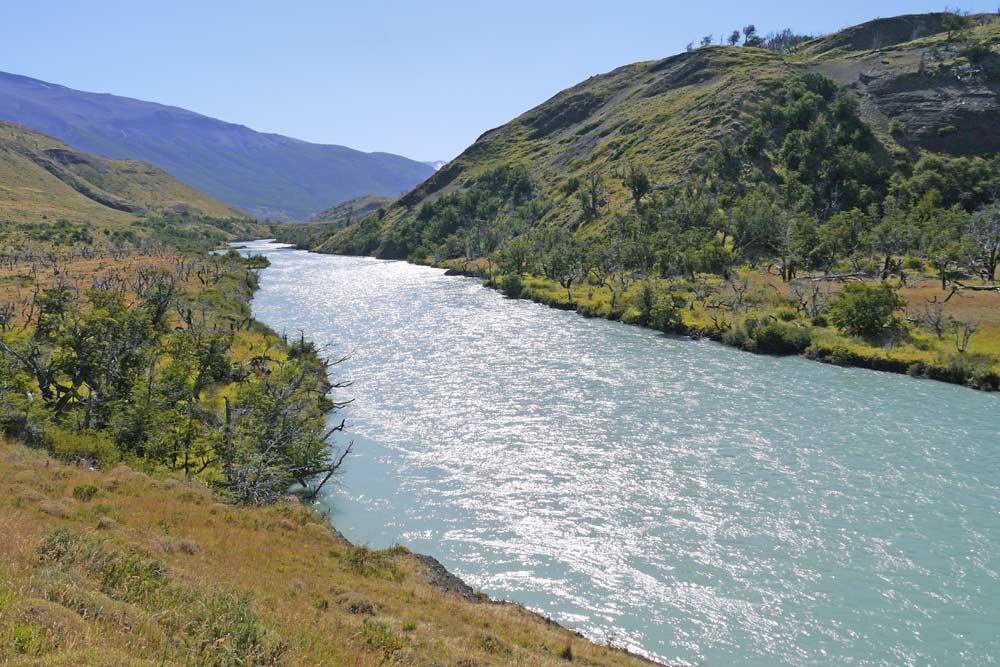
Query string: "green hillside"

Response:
xmin=0 ymin=121 xmax=244 ymax=226
xmin=311 ymin=12 xmax=1000 ymax=259
xmin=293 ymin=11 xmax=1000 ymax=390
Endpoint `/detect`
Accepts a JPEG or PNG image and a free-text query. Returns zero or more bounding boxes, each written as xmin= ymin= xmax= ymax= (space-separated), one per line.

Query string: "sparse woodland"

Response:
xmin=0 ymin=225 xmax=349 ymax=505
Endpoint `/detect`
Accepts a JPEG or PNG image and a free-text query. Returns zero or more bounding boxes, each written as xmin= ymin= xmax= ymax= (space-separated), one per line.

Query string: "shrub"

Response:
xmin=361 ymin=620 xmax=402 ymax=659
xmin=48 ymin=429 xmax=120 ymax=468
xmin=72 ymin=485 xmax=99 ymax=502
xmin=3 ymin=622 xmax=49 ymax=657
xmin=243 ymin=254 xmax=270 ymax=269
xmin=828 ymin=282 xmax=904 ymax=340
xmin=479 ymin=634 xmax=512 ymax=655
xmin=500 ymin=274 xmax=524 ymax=299
xmin=176 ymin=590 xmax=285 ymax=666
xmin=633 ymin=283 xmax=686 ymax=333
xmin=776 ymin=307 xmax=798 ymax=322
xmin=347 ymin=599 xmax=376 ymax=615
xmin=961 ymin=42 xmax=992 ymax=63
xmin=888 ymin=119 xmax=907 ymax=139
xmin=937 ymin=124 xmax=958 ymax=137
xmin=649 ymin=295 xmax=686 ymax=333
xmin=178 ymin=540 xmax=200 ymax=555
xmin=750 ymin=319 xmax=811 ymax=354
xmin=343 ymin=545 xmax=400 ymax=580
xmin=929 ymin=353 xmax=1000 ymax=390
xmin=723 ymin=318 xmax=811 ymax=355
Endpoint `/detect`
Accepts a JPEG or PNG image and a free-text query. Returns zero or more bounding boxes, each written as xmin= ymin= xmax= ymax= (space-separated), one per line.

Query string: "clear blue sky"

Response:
xmin=2 ymin=1 xmax=997 ymax=161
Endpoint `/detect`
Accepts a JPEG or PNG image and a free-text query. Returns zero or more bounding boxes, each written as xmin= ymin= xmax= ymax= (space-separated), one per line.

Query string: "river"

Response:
xmin=238 ymin=240 xmax=999 ymax=666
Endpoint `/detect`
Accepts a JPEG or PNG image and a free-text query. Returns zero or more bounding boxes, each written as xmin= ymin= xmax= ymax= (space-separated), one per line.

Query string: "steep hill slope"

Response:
xmin=293 ymin=12 xmax=1000 ymax=391
xmin=310 ymin=193 xmax=394 ymax=224
xmin=346 ymin=45 xmax=794 ymax=253
xmin=311 ymin=12 xmax=1000 ymax=258
xmin=0 ymin=72 xmax=435 ymax=220
xmin=0 ymin=120 xmax=242 ymax=225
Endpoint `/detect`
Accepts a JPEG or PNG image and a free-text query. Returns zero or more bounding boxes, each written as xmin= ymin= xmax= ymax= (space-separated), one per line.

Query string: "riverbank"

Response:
xmin=270 ymin=228 xmax=1000 ymax=392
xmin=1 ymin=238 xmax=670 ymax=664
xmin=432 ymin=258 xmax=1000 ymax=392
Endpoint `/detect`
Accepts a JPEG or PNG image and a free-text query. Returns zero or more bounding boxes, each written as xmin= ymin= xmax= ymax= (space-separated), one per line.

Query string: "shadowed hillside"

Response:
xmin=310 ymin=194 xmax=395 ymax=224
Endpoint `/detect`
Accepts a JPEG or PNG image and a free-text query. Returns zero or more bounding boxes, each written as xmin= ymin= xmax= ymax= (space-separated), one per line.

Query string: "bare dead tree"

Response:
xmin=790 ymin=282 xmax=831 ymax=318
xmin=953 ymin=319 xmax=979 ymax=353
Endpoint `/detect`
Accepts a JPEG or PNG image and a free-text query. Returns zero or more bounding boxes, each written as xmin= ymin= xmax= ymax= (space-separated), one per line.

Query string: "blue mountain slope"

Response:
xmin=0 ymin=71 xmax=434 ymax=219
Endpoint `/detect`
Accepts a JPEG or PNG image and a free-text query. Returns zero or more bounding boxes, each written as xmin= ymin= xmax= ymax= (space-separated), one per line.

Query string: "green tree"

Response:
xmin=577 ymin=170 xmax=607 ymax=221
xmin=828 ymin=282 xmax=905 ymax=339
xmin=622 ymin=164 xmax=653 ymax=211
xmin=224 ymin=357 xmax=346 ymax=505
xmin=542 ymin=237 xmax=584 ymax=301
xmin=866 ymin=207 xmax=918 ymax=279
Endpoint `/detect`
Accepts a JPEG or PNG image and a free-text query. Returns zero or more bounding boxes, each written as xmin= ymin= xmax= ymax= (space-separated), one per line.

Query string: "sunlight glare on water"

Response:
xmin=240 ymin=240 xmax=999 ymax=666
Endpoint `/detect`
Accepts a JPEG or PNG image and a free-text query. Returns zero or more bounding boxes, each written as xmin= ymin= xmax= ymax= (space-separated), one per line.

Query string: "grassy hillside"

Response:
xmin=313 ymin=12 xmax=1000 ymax=258
xmin=0 ymin=438 xmax=660 ymax=666
xmin=0 ymin=72 xmax=435 ymax=220
xmin=0 ymin=120 xmax=243 ymax=226
xmin=292 ymin=11 xmax=1000 ymax=391
xmin=314 ymin=45 xmax=796 ymax=256
xmin=268 ymin=195 xmax=397 ymax=253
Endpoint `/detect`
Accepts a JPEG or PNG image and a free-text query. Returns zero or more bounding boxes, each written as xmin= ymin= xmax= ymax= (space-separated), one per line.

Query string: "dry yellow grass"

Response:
xmin=0 ymin=253 xmax=192 ymax=328
xmin=0 ymin=439 xmax=662 ymax=666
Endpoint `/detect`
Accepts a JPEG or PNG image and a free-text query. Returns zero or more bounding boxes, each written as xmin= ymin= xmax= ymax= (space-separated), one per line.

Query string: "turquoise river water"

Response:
xmin=239 ymin=240 xmax=998 ymax=666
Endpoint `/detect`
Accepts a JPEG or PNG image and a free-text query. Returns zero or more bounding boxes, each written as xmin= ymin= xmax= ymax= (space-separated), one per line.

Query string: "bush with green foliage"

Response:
xmin=723 ymin=317 xmax=812 ymax=354
xmin=500 ymin=273 xmax=524 ymax=298
xmin=633 ymin=283 xmax=686 ymax=333
xmin=828 ymin=282 xmax=905 ymax=339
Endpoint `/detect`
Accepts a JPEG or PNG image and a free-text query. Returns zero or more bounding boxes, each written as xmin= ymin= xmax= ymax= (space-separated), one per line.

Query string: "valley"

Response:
xmin=1 ymin=7 xmax=999 ymax=667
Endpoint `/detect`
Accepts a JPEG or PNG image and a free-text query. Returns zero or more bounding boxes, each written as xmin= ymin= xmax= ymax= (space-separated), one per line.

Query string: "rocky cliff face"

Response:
xmin=809 ymin=14 xmax=1000 ymax=156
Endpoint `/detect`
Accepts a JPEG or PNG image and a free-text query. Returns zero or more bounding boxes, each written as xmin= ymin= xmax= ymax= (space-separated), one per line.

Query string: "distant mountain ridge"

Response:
xmin=0 ymin=71 xmax=435 ymax=220
xmin=0 ymin=119 xmax=242 ymax=224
